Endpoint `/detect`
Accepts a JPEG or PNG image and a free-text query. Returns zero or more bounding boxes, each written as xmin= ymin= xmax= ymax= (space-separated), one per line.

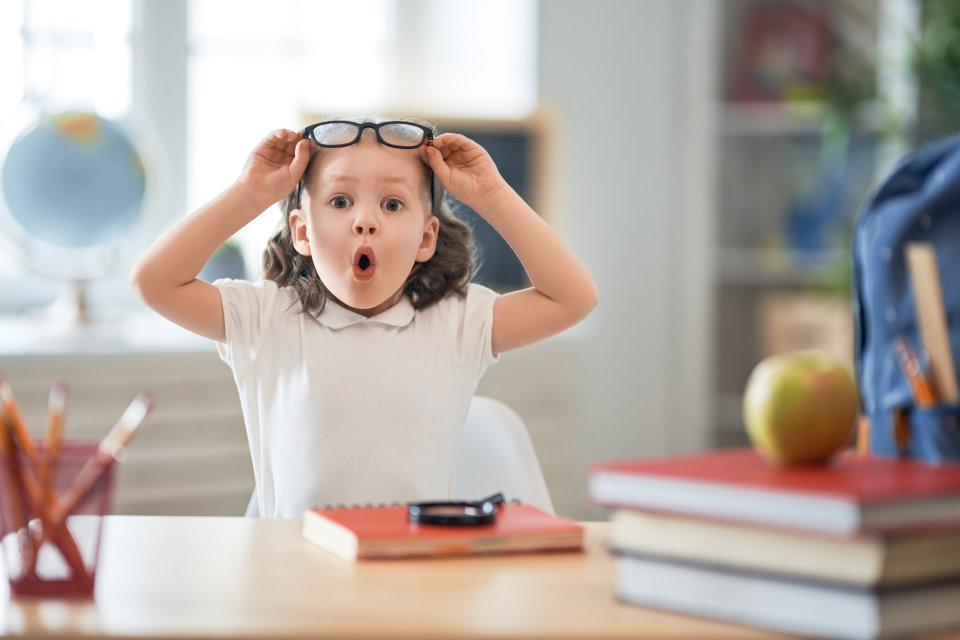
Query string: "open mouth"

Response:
xmin=353 ymin=247 xmax=376 ymax=280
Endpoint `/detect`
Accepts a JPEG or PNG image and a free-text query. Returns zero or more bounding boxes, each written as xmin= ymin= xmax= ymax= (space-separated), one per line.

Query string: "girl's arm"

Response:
xmin=421 ymin=134 xmax=598 ymax=357
xmin=130 ymin=129 xmax=312 ymax=342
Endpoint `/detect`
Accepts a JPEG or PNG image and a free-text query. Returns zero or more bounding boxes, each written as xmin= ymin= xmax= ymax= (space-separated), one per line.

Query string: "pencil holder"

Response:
xmin=0 ymin=441 xmax=115 ymax=598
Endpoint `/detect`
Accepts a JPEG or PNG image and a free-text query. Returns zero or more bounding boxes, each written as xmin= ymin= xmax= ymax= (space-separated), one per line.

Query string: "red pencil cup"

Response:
xmin=0 ymin=441 xmax=115 ymax=598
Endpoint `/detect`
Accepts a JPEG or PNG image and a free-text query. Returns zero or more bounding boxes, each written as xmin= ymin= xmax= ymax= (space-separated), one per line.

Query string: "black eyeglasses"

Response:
xmin=407 ymin=492 xmax=505 ymax=527
xmin=296 ymin=120 xmax=438 ymax=210
xmin=303 ymin=120 xmax=434 ymax=149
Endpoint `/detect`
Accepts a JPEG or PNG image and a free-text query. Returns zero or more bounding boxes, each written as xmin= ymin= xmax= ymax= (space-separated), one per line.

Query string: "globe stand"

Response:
xmin=46 ymin=279 xmax=91 ymax=326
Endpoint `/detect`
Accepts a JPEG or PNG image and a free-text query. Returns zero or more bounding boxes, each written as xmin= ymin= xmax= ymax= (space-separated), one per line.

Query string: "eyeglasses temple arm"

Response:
xmin=473 ymin=492 xmax=505 ymax=508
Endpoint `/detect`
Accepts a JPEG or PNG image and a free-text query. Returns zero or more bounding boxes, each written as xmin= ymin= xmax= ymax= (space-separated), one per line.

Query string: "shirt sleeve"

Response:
xmin=214 ymin=278 xmax=281 ymax=376
xmin=457 ymin=283 xmax=501 ymax=378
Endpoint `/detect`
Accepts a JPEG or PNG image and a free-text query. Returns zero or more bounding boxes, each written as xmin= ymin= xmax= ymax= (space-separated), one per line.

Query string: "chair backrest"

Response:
xmin=244 ymin=396 xmax=553 ymax=516
xmin=452 ymin=396 xmax=554 ymax=513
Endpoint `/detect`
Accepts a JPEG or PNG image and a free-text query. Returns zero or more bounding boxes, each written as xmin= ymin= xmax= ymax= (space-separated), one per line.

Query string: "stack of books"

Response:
xmin=587 ymin=448 xmax=960 ymax=640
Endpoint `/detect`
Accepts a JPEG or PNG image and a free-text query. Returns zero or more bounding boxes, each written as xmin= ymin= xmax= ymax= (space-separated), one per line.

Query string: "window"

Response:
xmin=186 ymin=0 xmax=398 ymax=261
xmin=0 ymin=0 xmax=537 ymax=305
xmin=0 ymin=0 xmax=133 ymax=283
xmin=186 ymin=0 xmax=538 ymax=273
xmin=2 ymin=0 xmax=132 ymax=119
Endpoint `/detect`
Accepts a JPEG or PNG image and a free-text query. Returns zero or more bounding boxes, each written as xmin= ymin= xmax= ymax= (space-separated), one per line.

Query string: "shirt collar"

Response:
xmin=312 ymin=294 xmax=416 ymax=330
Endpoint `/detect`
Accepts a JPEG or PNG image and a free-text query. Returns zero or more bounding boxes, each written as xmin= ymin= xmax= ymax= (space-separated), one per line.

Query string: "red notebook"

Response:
xmin=587 ymin=448 xmax=960 ymax=536
xmin=301 ymin=502 xmax=584 ymax=561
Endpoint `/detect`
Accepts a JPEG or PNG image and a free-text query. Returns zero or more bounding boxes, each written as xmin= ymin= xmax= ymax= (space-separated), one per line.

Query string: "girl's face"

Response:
xmin=289 ymin=132 xmax=439 ymax=316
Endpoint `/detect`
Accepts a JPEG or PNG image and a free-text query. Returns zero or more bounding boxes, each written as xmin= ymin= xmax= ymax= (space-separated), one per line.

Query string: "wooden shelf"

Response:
xmin=718 ymin=100 xmax=884 ymax=137
xmin=714 ymin=247 xmax=847 ymax=287
xmin=707 ymin=0 xmax=907 ymax=444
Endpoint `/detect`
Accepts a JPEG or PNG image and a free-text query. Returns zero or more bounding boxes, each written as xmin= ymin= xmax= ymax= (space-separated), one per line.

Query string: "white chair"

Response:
xmin=451 ymin=396 xmax=554 ymax=513
xmin=244 ymin=396 xmax=554 ymax=516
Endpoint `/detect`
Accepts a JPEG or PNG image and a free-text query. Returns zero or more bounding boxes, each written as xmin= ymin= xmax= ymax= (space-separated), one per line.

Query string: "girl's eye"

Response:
xmin=382 ymin=198 xmax=403 ymax=213
xmin=330 ymin=196 xmax=350 ymax=209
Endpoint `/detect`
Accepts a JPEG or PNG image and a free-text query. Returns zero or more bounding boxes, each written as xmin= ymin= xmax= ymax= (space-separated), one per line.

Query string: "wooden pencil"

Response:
xmin=51 ymin=393 xmax=153 ymax=526
xmin=33 ymin=393 xmax=153 ymax=581
xmin=0 ymin=378 xmax=88 ymax=580
xmin=0 ymin=377 xmax=40 ymax=469
xmin=42 ymin=381 xmax=67 ymax=513
xmin=905 ymin=243 xmax=960 ymax=403
xmin=51 ymin=393 xmax=153 ymax=523
xmin=0 ymin=404 xmax=37 ymax=578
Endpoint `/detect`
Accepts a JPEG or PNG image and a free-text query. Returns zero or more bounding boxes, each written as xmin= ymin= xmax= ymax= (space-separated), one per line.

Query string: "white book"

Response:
xmin=616 ymin=554 xmax=960 ymax=640
xmin=609 ymin=509 xmax=960 ymax=588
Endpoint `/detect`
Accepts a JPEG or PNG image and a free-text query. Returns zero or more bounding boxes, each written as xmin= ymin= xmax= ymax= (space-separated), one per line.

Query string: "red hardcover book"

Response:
xmin=301 ymin=502 xmax=584 ymax=561
xmin=587 ymin=448 xmax=960 ymax=536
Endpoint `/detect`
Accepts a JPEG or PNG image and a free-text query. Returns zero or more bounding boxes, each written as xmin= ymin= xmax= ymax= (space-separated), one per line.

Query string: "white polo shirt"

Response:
xmin=214 ymin=279 xmax=499 ymax=518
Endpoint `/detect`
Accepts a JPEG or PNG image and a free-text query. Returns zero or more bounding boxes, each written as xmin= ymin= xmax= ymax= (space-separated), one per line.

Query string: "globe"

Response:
xmin=0 ymin=110 xmax=153 ymax=323
xmin=1 ymin=111 xmax=146 ymax=251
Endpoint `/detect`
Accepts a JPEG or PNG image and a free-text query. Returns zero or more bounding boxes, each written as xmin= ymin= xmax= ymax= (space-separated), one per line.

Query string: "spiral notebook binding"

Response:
xmin=316 ymin=497 xmax=521 ymax=509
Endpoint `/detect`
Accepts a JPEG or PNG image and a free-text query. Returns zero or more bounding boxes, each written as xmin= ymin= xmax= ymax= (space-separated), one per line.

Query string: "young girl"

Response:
xmin=130 ymin=118 xmax=598 ymax=518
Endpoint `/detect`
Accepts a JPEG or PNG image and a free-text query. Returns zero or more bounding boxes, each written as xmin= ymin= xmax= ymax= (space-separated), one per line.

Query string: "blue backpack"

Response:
xmin=853 ymin=135 xmax=960 ymax=463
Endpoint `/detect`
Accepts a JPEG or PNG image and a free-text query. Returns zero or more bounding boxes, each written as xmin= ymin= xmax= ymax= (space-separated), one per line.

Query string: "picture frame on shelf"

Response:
xmin=756 ymin=292 xmax=853 ymax=369
xmin=731 ymin=4 xmax=832 ymax=103
xmin=431 ymin=115 xmax=549 ymax=292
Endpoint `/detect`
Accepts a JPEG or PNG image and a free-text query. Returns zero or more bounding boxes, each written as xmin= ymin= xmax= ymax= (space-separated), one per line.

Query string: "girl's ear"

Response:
xmin=288 ymin=209 xmax=311 ymax=256
xmin=416 ymin=216 xmax=440 ymax=262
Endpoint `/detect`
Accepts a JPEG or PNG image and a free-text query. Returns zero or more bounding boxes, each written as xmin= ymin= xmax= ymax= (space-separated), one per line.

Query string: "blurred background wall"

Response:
xmin=0 ymin=0 xmax=941 ymax=518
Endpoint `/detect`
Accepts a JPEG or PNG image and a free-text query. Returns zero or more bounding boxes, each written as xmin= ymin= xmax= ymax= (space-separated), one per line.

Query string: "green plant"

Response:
xmin=911 ymin=0 xmax=960 ymax=138
xmin=913 ymin=0 xmax=960 ymax=112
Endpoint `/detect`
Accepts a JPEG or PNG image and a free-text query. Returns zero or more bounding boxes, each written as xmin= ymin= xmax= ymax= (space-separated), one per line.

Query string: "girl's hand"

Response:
xmin=419 ymin=133 xmax=510 ymax=213
xmin=237 ymin=129 xmax=314 ymax=208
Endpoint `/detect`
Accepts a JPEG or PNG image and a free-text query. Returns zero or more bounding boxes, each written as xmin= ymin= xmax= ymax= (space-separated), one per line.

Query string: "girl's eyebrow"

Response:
xmin=378 ymin=176 xmax=415 ymax=185
xmin=324 ymin=174 xmax=413 ymax=186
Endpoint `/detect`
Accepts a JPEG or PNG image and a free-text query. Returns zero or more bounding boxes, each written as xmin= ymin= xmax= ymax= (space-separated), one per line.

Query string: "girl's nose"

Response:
xmin=353 ymin=208 xmax=378 ymax=235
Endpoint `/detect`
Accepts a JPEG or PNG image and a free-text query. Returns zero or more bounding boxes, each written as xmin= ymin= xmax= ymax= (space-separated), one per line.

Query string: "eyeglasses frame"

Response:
xmin=407 ymin=492 xmax=506 ymax=526
xmin=295 ymin=120 xmax=437 ymax=211
xmin=302 ymin=120 xmax=434 ymax=149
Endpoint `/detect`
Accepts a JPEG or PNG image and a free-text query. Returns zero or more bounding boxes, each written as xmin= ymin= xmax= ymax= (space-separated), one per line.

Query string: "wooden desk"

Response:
xmin=0 ymin=517 xmax=801 ymax=639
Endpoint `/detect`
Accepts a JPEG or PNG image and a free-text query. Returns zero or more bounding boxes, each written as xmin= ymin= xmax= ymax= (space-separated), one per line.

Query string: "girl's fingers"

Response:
xmin=431 ymin=132 xmax=461 ymax=145
xmin=429 ymin=134 xmax=459 ymax=157
xmin=424 ymin=145 xmax=451 ymax=182
xmin=432 ymin=132 xmax=473 ymax=151
xmin=419 ymin=144 xmax=441 ymax=168
xmin=428 ymin=141 xmax=458 ymax=165
xmin=291 ymin=139 xmax=312 ymax=174
xmin=265 ymin=129 xmax=299 ymax=151
xmin=258 ymin=129 xmax=306 ymax=162
xmin=420 ymin=147 xmax=453 ymax=190
xmin=268 ymin=129 xmax=292 ymax=147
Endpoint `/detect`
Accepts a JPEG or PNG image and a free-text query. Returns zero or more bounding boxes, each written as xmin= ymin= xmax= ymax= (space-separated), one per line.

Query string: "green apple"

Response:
xmin=742 ymin=351 xmax=859 ymax=466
